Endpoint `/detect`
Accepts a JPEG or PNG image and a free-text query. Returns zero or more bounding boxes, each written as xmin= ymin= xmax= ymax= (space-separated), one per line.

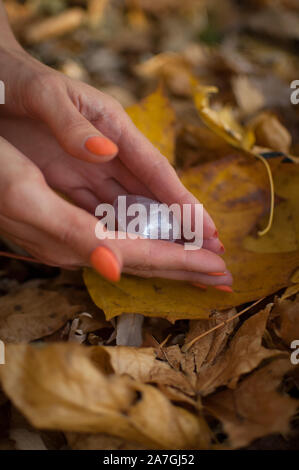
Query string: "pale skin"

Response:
xmin=0 ymin=2 xmax=233 ymax=288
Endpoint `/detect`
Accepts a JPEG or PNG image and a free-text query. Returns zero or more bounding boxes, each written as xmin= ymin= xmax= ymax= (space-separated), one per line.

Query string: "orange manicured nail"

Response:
xmin=85 ymin=136 xmax=118 ymax=156
xmin=214 ymin=285 xmax=233 ymax=293
xmin=207 ymin=272 xmax=226 ymax=276
xmin=192 ymin=283 xmax=207 ymax=289
xmin=90 ymin=246 xmax=120 ymax=282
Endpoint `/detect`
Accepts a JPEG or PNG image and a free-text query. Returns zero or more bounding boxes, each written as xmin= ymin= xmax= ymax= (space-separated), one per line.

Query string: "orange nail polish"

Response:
xmin=191 ymin=283 xmax=207 ymax=289
xmin=213 ymin=230 xmax=218 ymax=238
xmin=90 ymin=246 xmax=120 ymax=282
xmin=207 ymin=272 xmax=226 ymax=276
xmin=214 ymin=285 xmax=233 ymax=293
xmin=219 ymin=243 xmax=225 ymax=253
xmin=85 ymin=136 xmax=118 ymax=156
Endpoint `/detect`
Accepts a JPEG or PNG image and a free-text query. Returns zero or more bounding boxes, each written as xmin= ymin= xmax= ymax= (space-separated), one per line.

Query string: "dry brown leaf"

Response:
xmin=196 ymin=305 xmax=282 ymax=396
xmin=232 ymin=75 xmax=265 ymax=116
xmin=249 ymin=112 xmax=292 ymax=154
xmin=4 ymin=0 xmax=36 ymax=29
xmin=135 ymin=52 xmax=192 ymax=97
xmin=104 ymin=346 xmax=195 ymax=400
xmin=25 ymin=8 xmax=85 ymax=43
xmin=0 ymin=344 xmax=209 ymax=449
xmin=87 ymin=0 xmax=109 ymax=27
xmin=204 ymin=358 xmax=299 ymax=448
xmin=271 ymin=294 xmax=299 ymax=346
xmin=0 ymin=281 xmax=84 ymax=343
xmin=182 ymin=309 xmax=238 ymax=385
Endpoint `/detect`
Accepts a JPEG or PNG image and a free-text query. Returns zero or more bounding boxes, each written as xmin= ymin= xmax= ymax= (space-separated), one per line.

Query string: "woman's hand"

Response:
xmin=0 ymin=135 xmax=232 ymax=287
xmin=0 ymin=47 xmax=219 ymax=239
xmin=0 ymin=26 xmax=232 ymax=287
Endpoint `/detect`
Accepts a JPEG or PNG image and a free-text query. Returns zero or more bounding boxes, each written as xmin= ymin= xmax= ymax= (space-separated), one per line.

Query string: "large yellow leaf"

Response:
xmin=83 ymin=269 xmax=211 ymax=321
xmin=84 ymin=80 xmax=299 ymax=321
xmin=84 ymin=155 xmax=299 ymax=321
xmin=181 ymin=155 xmax=299 ymax=304
xmin=126 ymin=87 xmax=175 ymax=163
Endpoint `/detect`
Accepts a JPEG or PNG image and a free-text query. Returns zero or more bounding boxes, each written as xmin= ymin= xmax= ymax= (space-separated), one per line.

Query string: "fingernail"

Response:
xmin=214 ymin=285 xmax=233 ymax=293
xmin=213 ymin=230 xmax=218 ymax=238
xmin=219 ymin=243 xmax=225 ymax=253
xmin=90 ymin=246 xmax=120 ymax=282
xmin=191 ymin=283 xmax=207 ymax=289
xmin=85 ymin=136 xmax=118 ymax=157
xmin=207 ymin=272 xmax=226 ymax=276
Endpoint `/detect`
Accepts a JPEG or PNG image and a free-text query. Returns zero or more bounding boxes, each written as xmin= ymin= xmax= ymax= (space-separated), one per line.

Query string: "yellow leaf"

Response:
xmin=181 ymin=156 xmax=299 ymax=305
xmin=83 ymin=268 xmax=211 ymax=321
xmin=192 ymin=82 xmax=255 ymax=150
xmin=85 ymin=155 xmax=299 ymax=321
xmin=291 ymin=268 xmax=299 ymax=283
xmin=248 ymin=112 xmax=292 ymax=154
xmin=281 ymin=284 xmax=299 ymax=300
xmin=192 ymin=81 xmax=276 ymax=236
xmin=126 ymin=87 xmax=175 ymax=163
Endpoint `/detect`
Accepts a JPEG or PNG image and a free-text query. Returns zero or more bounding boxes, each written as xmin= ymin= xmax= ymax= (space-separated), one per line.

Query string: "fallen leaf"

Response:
xmin=25 ymin=8 xmax=85 ymax=43
xmin=84 ymin=269 xmax=212 ymax=321
xmin=181 ymin=156 xmax=299 ymax=305
xmin=0 ymin=281 xmax=84 ymax=343
xmin=232 ymin=75 xmax=265 ymax=117
xmin=271 ymin=294 xmax=299 ymax=346
xmin=104 ymin=346 xmax=195 ymax=400
xmin=135 ymin=52 xmax=193 ymax=97
xmin=181 ymin=309 xmax=238 ymax=385
xmin=126 ymin=87 xmax=176 ymax=163
xmin=205 ymin=358 xmax=298 ymax=448
xmin=248 ymin=112 xmax=292 ymax=155
xmin=196 ymin=305 xmax=282 ymax=396
xmin=192 ymin=82 xmax=255 ymax=151
xmin=0 ymin=343 xmax=209 ymax=449
xmin=85 ymin=155 xmax=299 ymax=321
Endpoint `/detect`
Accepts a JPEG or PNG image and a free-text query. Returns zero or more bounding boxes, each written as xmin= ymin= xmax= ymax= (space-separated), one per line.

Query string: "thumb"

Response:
xmin=37 ymin=87 xmax=119 ymax=163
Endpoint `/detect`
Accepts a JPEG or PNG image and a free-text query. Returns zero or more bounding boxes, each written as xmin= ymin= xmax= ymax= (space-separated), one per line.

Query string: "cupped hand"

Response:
xmin=0 ymin=49 xmax=232 ymax=287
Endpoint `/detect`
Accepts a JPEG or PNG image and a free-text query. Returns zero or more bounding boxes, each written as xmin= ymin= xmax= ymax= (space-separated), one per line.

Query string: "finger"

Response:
xmin=66 ymin=187 xmax=100 ymax=213
xmin=94 ymin=178 xmax=128 ymax=205
xmin=124 ymin=267 xmax=233 ymax=285
xmin=107 ymin=159 xmax=155 ymax=200
xmin=202 ymin=237 xmax=225 ymax=254
xmin=110 ymin=238 xmax=227 ymax=274
xmin=33 ymin=83 xmax=119 ymax=163
xmin=115 ymin=113 xmax=218 ymax=239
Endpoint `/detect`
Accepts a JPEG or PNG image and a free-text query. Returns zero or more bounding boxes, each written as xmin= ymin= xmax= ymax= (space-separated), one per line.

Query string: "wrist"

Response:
xmin=0 ymin=46 xmax=51 ymax=117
